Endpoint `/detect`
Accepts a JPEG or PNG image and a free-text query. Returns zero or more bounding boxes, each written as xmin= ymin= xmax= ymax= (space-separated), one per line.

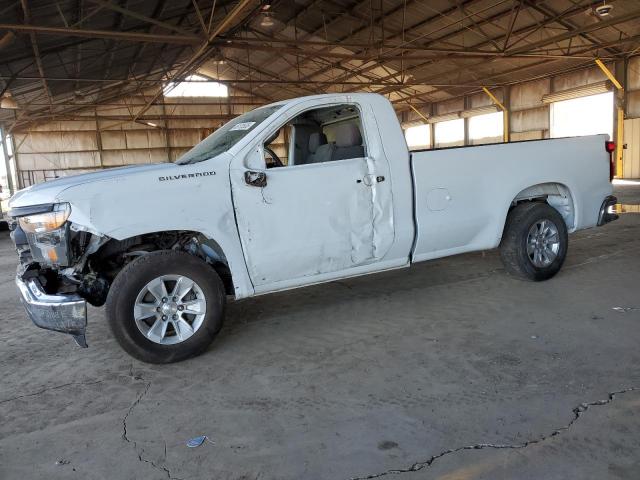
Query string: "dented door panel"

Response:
xmin=231 ymin=158 xmax=382 ymax=287
xmin=230 ymin=96 xmax=398 ymax=293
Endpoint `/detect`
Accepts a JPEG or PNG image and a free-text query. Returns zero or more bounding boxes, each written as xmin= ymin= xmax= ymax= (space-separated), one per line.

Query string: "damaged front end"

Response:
xmin=15 ymin=273 xmax=88 ymax=347
xmin=10 ymin=203 xmax=109 ymax=347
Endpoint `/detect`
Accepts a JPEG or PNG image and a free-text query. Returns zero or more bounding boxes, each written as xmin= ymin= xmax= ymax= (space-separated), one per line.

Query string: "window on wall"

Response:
xmin=550 ymin=92 xmax=613 ymax=139
xmin=164 ymin=74 xmax=228 ymax=98
xmin=405 ymin=125 xmax=431 ymax=150
xmin=434 ymin=118 xmax=464 ymax=147
xmin=469 ymin=112 xmax=503 ymax=144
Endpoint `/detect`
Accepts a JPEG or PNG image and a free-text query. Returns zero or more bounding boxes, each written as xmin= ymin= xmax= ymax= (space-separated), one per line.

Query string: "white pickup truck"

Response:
xmin=9 ymin=93 xmax=618 ymax=363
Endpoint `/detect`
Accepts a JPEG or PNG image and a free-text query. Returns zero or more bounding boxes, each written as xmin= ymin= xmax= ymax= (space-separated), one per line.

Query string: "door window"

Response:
xmin=263 ymin=104 xmax=367 ymax=168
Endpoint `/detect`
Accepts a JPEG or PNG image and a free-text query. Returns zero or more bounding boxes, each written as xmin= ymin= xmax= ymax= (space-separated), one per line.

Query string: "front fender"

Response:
xmin=58 ymin=162 xmax=254 ymax=299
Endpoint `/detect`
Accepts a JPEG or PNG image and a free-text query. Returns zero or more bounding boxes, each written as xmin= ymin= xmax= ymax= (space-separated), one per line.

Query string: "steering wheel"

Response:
xmin=264 ymin=145 xmax=284 ymax=168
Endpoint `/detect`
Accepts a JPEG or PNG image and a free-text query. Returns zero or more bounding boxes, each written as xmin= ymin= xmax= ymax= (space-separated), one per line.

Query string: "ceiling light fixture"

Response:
xmin=594 ymin=1 xmax=613 ymax=16
xmin=0 ymin=92 xmax=18 ymax=109
xmin=212 ymin=53 xmax=226 ymax=65
xmin=260 ymin=12 xmax=274 ymax=28
xmin=260 ymin=0 xmax=274 ymax=27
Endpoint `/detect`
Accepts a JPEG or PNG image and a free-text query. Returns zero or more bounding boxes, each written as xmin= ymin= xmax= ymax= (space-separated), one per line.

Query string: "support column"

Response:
xmin=482 ymin=87 xmax=509 ymax=142
xmin=429 ymin=103 xmax=435 ymax=149
xmin=0 ymin=123 xmax=15 ymax=196
xmin=94 ymin=107 xmax=104 ymax=169
xmin=463 ymin=96 xmax=470 ymax=146
xmin=595 ymin=59 xmax=624 ymax=177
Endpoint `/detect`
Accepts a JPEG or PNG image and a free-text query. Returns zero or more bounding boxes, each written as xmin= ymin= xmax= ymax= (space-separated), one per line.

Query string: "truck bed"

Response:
xmin=409 ymin=135 xmax=613 ymax=263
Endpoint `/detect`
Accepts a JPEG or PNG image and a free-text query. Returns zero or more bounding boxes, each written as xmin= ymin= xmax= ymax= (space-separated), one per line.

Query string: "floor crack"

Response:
xmin=350 ymin=387 xmax=639 ymax=479
xmin=0 ymin=380 xmax=103 ymax=405
xmin=0 ymin=369 xmax=147 ymax=405
xmin=122 ymin=379 xmax=183 ymax=480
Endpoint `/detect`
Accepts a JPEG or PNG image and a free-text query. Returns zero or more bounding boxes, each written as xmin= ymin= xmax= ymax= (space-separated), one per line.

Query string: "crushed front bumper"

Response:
xmin=16 ymin=274 xmax=88 ymax=347
xmin=597 ymin=195 xmax=619 ymax=226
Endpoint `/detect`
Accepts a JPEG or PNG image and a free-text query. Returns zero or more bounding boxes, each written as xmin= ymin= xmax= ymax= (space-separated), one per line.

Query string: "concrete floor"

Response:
xmin=1 ymin=184 xmax=639 ymax=480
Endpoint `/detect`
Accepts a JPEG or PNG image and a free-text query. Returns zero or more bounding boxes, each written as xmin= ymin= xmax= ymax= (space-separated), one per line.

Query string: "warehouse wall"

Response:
xmin=12 ymin=56 xmax=640 ymax=185
xmin=509 ymin=77 xmax=549 ymax=141
xmin=403 ymin=56 xmax=640 ymax=178
xmin=625 ymin=56 xmax=640 ymax=178
xmin=406 ymin=64 xmax=615 ymax=140
xmin=12 ymin=88 xmax=260 ymax=187
xmin=624 ymin=118 xmax=640 ymax=179
xmin=626 ymin=56 xmax=640 ymax=118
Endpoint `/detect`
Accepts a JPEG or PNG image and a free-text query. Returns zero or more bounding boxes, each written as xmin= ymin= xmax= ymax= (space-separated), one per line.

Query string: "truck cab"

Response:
xmin=226 ymin=94 xmax=413 ymax=294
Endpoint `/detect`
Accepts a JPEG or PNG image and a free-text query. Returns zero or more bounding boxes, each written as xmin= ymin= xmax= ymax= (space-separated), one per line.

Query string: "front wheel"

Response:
xmin=499 ymin=202 xmax=568 ymax=281
xmin=106 ymin=250 xmax=225 ymax=363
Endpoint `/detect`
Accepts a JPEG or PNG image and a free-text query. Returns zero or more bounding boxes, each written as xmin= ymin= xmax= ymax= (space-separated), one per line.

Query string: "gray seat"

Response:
xmin=307 ymin=132 xmax=334 ymax=164
xmin=332 ymin=123 xmax=365 ymax=161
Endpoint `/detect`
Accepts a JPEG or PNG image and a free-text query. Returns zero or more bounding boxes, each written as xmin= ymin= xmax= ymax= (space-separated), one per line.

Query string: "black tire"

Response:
xmin=499 ymin=202 xmax=568 ymax=281
xmin=105 ymin=250 xmax=225 ymax=363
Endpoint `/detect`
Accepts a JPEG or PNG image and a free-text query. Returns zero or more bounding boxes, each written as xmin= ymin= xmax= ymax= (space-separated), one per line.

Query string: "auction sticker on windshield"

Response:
xmin=230 ymin=122 xmax=256 ymax=131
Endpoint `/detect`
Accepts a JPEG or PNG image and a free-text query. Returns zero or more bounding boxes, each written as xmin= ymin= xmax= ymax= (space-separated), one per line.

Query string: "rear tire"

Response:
xmin=106 ymin=250 xmax=225 ymax=363
xmin=499 ymin=202 xmax=568 ymax=281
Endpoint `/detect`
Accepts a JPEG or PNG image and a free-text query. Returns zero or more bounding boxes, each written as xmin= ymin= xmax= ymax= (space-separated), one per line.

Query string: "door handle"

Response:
xmin=245 ymin=170 xmax=267 ymax=187
xmin=356 ymin=175 xmax=385 ymax=186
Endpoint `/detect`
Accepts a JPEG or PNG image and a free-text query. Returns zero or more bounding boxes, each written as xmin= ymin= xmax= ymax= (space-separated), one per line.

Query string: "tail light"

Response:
xmin=605 ymin=141 xmax=616 ymax=181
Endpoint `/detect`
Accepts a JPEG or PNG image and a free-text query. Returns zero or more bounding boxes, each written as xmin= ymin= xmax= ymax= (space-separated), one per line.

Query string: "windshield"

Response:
xmin=176 ymin=105 xmax=281 ymax=165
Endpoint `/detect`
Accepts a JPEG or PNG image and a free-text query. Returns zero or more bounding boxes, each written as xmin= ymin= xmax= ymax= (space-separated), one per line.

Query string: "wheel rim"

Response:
xmin=133 ymin=275 xmax=207 ymax=345
xmin=526 ymin=218 xmax=561 ymax=268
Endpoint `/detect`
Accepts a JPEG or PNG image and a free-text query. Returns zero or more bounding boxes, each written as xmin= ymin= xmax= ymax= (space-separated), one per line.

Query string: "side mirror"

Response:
xmin=244 ymin=170 xmax=267 ymax=188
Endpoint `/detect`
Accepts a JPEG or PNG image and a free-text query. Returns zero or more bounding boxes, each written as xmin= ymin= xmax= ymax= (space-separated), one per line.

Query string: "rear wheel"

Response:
xmin=499 ymin=202 xmax=568 ymax=281
xmin=106 ymin=250 xmax=225 ymax=363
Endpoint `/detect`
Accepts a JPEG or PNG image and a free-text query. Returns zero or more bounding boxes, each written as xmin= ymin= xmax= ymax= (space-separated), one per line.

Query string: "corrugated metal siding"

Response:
xmin=511 ymin=78 xmax=549 ymax=112
xmin=552 ymin=66 xmax=609 ymax=92
xmin=623 ymin=118 xmax=640 ymax=179
xmin=511 ymin=131 xmax=545 ymax=141
xmin=627 ymin=90 xmax=640 ymax=119
xmin=14 ymin=89 xmax=255 ymax=187
xmin=436 ymin=98 xmax=464 ymax=115
xmin=542 ymin=81 xmax=611 ymax=104
xmin=468 ymin=91 xmax=501 ymax=109
xmin=511 ymin=107 xmax=549 ymax=134
xmin=628 ymin=57 xmax=640 ymax=91
xmin=15 ymin=58 xmax=640 ymax=186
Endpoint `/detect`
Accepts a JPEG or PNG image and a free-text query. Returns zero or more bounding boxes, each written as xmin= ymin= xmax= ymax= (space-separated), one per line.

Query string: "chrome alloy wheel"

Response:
xmin=133 ymin=275 xmax=207 ymax=345
xmin=526 ymin=219 xmax=561 ymax=268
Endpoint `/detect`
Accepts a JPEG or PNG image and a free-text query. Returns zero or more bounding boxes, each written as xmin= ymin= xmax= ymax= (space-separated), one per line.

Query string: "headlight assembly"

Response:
xmin=19 ymin=203 xmax=71 ymax=234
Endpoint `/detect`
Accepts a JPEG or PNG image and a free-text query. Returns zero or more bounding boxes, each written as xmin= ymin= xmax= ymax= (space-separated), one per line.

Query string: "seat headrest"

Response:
xmin=335 ymin=123 xmax=362 ymax=147
xmin=308 ymin=132 xmax=328 ymax=153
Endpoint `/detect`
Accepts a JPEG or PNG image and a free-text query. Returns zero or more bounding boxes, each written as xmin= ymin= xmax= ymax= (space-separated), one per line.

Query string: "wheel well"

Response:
xmin=510 ymin=183 xmax=575 ymax=230
xmin=86 ymin=230 xmax=234 ymax=301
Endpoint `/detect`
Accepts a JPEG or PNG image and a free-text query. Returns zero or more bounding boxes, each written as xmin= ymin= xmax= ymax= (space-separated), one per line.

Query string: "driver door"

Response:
xmin=229 ymin=101 xmax=394 ymax=293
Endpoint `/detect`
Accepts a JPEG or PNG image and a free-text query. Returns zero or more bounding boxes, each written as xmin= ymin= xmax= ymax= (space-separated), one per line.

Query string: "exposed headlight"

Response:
xmin=19 ymin=203 xmax=71 ymax=234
